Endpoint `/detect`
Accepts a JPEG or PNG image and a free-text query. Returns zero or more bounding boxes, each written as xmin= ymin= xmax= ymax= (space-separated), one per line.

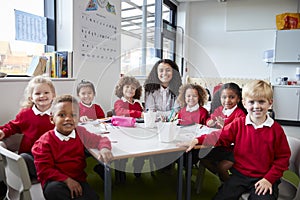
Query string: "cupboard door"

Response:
xmin=274 ymin=30 xmax=300 ymax=62
xmin=273 ymin=86 xmax=300 ymax=121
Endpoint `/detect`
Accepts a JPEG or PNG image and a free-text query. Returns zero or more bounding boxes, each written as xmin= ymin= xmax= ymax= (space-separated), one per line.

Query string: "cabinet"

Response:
xmin=273 ymin=85 xmax=300 ymax=121
xmin=274 ymin=29 xmax=300 ymax=62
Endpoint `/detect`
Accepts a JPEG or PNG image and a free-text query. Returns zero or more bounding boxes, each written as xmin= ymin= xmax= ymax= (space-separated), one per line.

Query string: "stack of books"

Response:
xmin=43 ymin=51 xmax=73 ymax=78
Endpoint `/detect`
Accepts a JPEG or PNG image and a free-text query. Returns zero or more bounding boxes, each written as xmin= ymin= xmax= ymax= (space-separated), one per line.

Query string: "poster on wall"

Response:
xmin=15 ymin=9 xmax=47 ymax=44
xmin=79 ymin=0 xmax=119 ymax=63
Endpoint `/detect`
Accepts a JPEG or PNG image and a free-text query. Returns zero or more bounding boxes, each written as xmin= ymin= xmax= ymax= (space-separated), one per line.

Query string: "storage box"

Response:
xmin=276 ymin=13 xmax=300 ymax=30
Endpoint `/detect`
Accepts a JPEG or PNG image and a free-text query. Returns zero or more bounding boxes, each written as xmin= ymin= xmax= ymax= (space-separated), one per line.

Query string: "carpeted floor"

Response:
xmin=86 ymin=157 xmax=220 ymax=200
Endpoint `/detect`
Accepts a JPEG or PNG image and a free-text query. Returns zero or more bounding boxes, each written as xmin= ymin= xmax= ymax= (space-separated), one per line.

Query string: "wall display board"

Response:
xmin=73 ymin=0 xmax=121 ymax=111
xmin=79 ymin=0 xmax=118 ymax=63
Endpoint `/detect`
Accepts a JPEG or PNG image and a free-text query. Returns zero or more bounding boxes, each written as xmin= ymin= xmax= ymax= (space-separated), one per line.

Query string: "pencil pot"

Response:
xmin=157 ymin=122 xmax=180 ymax=142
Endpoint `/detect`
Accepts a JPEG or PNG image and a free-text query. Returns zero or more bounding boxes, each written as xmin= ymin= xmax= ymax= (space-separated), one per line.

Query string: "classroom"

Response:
xmin=0 ymin=0 xmax=299 ymax=199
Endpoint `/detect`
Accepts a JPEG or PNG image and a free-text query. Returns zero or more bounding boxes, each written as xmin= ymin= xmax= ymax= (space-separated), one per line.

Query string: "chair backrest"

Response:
xmin=0 ymin=146 xmax=32 ymax=200
xmin=286 ymin=136 xmax=300 ymax=200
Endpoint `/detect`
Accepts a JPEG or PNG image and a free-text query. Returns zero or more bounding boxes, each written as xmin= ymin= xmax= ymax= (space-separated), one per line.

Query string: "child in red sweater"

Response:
xmin=206 ymin=82 xmax=247 ymax=129
xmin=176 ymin=83 xmax=209 ymax=167
xmin=179 ymin=80 xmax=291 ymax=199
xmin=0 ymin=76 xmax=56 ymax=180
xmin=114 ymin=76 xmax=144 ymax=118
xmin=202 ymin=82 xmax=247 ymax=181
xmin=113 ymin=76 xmax=144 ymax=181
xmin=77 ymin=80 xmax=105 ymax=122
xmin=32 ymin=94 xmax=113 ymax=200
xmin=176 ymin=83 xmax=209 ymax=125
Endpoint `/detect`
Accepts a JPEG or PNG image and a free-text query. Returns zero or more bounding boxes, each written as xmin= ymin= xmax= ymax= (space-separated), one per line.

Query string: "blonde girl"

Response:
xmin=0 ymin=75 xmax=56 ymax=180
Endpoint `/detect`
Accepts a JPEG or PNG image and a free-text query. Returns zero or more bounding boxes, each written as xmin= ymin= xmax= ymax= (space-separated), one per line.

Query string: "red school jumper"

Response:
xmin=32 ymin=126 xmax=111 ymax=188
xmin=0 ymin=108 xmax=54 ymax=154
xmin=197 ymin=117 xmax=291 ymax=184
xmin=79 ymin=102 xmax=105 ymax=119
xmin=114 ymin=99 xmax=143 ymax=118
xmin=178 ymin=106 xmax=209 ymax=125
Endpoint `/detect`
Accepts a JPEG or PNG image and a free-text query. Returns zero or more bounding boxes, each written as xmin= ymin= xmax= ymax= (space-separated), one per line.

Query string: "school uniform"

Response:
xmin=178 ymin=104 xmax=209 ymax=166
xmin=114 ymin=97 xmax=143 ymax=118
xmin=32 ymin=126 xmax=111 ymax=200
xmin=204 ymin=106 xmax=246 ymax=162
xmin=79 ymin=102 xmax=105 ymax=119
xmin=197 ymin=115 xmax=291 ymax=199
xmin=0 ymin=106 xmax=54 ymax=179
xmin=178 ymin=104 xmax=209 ymax=125
xmin=206 ymin=105 xmax=246 ymax=129
xmin=113 ymin=97 xmax=143 ymax=181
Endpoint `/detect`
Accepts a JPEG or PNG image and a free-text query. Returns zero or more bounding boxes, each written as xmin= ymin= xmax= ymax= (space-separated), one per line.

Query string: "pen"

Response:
xmin=168 ymin=108 xmax=175 ymax=122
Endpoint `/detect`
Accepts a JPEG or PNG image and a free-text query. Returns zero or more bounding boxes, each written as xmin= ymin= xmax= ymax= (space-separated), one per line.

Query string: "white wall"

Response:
xmin=179 ymin=0 xmax=299 ymax=79
xmin=0 ymin=78 xmax=75 ymax=125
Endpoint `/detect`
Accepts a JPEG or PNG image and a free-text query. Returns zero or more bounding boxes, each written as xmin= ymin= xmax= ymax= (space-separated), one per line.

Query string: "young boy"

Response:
xmin=180 ymin=80 xmax=291 ymax=199
xmin=32 ymin=94 xmax=113 ymax=200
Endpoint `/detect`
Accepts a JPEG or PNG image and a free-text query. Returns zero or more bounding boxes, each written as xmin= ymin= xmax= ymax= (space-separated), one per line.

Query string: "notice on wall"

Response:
xmin=79 ymin=0 xmax=119 ymax=63
xmin=14 ymin=9 xmax=47 ymax=44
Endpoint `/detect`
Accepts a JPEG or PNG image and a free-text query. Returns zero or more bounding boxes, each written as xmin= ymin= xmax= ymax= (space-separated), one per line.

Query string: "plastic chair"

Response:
xmin=0 ymin=146 xmax=45 ymax=200
xmin=240 ymin=136 xmax=300 ymax=200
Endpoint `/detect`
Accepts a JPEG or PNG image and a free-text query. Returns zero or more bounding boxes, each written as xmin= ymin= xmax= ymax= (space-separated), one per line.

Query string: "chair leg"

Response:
xmin=195 ymin=163 xmax=206 ymax=194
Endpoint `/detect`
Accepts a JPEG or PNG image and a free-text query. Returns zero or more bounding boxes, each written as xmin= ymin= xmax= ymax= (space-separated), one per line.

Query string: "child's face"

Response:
xmin=30 ymin=83 xmax=55 ymax=112
xmin=78 ymin=86 xmax=95 ymax=105
xmin=122 ymin=84 xmax=136 ymax=100
xmin=243 ymin=97 xmax=272 ymax=125
xmin=220 ymin=88 xmax=240 ymax=110
xmin=50 ymin=101 xmax=79 ymax=136
xmin=185 ymin=88 xmax=199 ymax=108
xmin=157 ymin=63 xmax=173 ymax=87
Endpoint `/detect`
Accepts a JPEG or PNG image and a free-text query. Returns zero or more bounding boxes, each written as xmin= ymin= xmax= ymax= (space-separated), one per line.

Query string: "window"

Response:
xmin=0 ymin=0 xmax=54 ymax=76
xmin=121 ymin=0 xmax=177 ymax=76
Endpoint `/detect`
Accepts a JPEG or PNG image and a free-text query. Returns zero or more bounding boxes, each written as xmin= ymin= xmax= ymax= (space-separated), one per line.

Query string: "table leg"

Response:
xmin=186 ymin=151 xmax=192 ymax=200
xmin=177 ymin=155 xmax=183 ymax=200
xmin=104 ymin=163 xmax=111 ymax=200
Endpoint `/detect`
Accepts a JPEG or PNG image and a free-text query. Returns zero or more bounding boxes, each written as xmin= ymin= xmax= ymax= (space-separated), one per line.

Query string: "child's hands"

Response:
xmin=207 ymin=119 xmax=217 ymax=127
xmin=80 ymin=116 xmax=91 ymax=122
xmin=215 ymin=116 xmax=224 ymax=128
xmin=98 ymin=148 xmax=113 ymax=163
xmin=177 ymin=138 xmax=199 ymax=152
xmin=64 ymin=177 xmax=82 ymax=198
xmin=254 ymin=178 xmax=272 ymax=196
xmin=0 ymin=130 xmax=5 ymax=140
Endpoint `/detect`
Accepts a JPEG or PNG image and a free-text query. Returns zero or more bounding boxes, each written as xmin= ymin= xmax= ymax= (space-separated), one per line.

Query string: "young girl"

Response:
xmin=177 ymin=83 xmax=209 ymax=126
xmin=176 ymin=83 xmax=209 ymax=168
xmin=144 ymin=59 xmax=182 ymax=118
xmin=112 ymin=76 xmax=144 ymax=182
xmin=0 ymin=76 xmax=56 ymax=180
xmin=114 ymin=76 xmax=143 ymax=118
xmin=77 ymin=80 xmax=105 ymax=122
xmin=206 ymin=82 xmax=247 ymax=129
xmin=202 ymin=82 xmax=247 ymax=181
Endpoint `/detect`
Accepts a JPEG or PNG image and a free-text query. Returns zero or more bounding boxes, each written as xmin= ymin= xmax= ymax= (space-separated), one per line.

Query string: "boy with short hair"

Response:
xmin=32 ymin=94 xmax=113 ymax=200
xmin=180 ymin=80 xmax=291 ymax=199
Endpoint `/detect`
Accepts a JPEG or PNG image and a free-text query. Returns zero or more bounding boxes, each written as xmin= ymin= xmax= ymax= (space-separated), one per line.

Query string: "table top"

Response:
xmin=82 ymin=122 xmax=217 ymax=160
